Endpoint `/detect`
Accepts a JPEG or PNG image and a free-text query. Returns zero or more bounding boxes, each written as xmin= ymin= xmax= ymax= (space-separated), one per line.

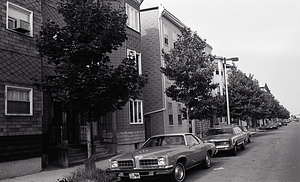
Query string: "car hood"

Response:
xmin=110 ymin=145 xmax=183 ymax=160
xmin=203 ymin=134 xmax=234 ymax=141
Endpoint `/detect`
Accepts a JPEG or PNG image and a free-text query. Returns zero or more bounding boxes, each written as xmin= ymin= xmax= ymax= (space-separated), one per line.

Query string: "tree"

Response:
xmin=36 ymin=0 xmax=147 ymax=170
xmin=227 ymin=67 xmax=290 ymax=125
xmin=227 ymin=67 xmax=261 ymax=121
xmin=161 ymin=27 xmax=217 ymax=124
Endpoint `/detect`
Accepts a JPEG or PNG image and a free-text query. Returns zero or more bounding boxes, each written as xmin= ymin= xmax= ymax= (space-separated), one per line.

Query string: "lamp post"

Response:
xmin=215 ymin=56 xmax=239 ymax=124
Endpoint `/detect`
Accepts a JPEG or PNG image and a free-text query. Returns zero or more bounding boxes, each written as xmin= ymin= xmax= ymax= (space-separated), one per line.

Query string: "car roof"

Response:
xmin=207 ymin=125 xmax=236 ymax=130
xmin=150 ymin=133 xmax=192 ymax=137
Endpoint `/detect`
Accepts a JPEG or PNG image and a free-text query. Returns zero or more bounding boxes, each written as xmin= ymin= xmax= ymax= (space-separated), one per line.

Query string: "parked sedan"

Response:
xmin=203 ymin=125 xmax=246 ymax=156
xmin=238 ymin=126 xmax=251 ymax=144
xmin=107 ymin=133 xmax=216 ymax=182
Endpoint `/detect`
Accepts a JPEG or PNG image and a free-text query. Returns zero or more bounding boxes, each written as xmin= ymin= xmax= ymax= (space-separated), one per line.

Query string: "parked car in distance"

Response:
xmin=203 ymin=125 xmax=246 ymax=156
xmin=238 ymin=126 xmax=251 ymax=144
xmin=281 ymin=121 xmax=288 ymax=126
xmin=259 ymin=124 xmax=278 ymax=130
xmin=107 ymin=133 xmax=217 ymax=182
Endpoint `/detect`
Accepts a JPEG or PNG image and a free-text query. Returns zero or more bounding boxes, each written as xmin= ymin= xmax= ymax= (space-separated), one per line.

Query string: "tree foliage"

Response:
xmin=36 ymin=0 xmax=147 ymax=122
xmin=227 ymin=66 xmax=290 ymax=120
xmin=161 ymin=27 xmax=217 ymax=120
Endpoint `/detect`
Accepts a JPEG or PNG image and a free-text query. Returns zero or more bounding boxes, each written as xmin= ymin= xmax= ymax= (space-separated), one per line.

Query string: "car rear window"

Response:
xmin=205 ymin=128 xmax=234 ymax=136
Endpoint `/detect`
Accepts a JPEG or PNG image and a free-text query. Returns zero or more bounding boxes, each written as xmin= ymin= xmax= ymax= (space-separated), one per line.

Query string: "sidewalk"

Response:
xmin=0 ymin=159 xmax=110 ymax=182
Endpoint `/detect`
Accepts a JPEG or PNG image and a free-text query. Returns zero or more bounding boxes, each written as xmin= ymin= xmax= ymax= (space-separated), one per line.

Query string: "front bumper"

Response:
xmin=106 ymin=166 xmax=174 ymax=179
xmin=215 ymin=145 xmax=235 ymax=151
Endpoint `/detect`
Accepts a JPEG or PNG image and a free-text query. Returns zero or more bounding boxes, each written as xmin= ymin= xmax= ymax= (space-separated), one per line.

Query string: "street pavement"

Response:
xmin=0 ymin=129 xmax=259 ymax=182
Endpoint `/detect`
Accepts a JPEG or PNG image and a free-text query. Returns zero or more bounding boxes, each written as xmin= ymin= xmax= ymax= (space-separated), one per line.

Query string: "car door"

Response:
xmin=234 ymin=127 xmax=244 ymax=145
xmin=185 ymin=134 xmax=205 ymax=168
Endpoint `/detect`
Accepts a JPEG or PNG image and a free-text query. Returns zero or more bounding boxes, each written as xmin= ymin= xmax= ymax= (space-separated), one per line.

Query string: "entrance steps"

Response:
xmin=68 ymin=142 xmax=114 ymax=167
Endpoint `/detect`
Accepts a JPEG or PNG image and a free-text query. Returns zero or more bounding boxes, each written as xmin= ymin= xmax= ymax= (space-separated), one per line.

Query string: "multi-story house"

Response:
xmin=140 ymin=5 xmax=190 ymax=138
xmin=0 ymin=0 xmax=145 ymax=179
xmin=0 ymin=0 xmax=43 ymax=179
xmin=141 ymin=5 xmax=228 ymax=138
xmin=41 ymin=0 xmax=146 ymax=167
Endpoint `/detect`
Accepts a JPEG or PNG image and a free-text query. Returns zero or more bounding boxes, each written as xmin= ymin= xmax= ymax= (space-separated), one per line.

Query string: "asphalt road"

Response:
xmin=183 ymin=121 xmax=300 ymax=182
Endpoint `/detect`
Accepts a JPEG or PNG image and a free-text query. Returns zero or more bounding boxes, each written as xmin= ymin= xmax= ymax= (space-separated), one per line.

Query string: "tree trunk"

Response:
xmin=85 ymin=121 xmax=95 ymax=171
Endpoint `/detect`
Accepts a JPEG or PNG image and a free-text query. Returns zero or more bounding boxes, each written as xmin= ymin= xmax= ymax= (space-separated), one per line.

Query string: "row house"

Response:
xmin=141 ymin=5 xmax=217 ymax=138
xmin=0 ymin=0 xmax=43 ymax=179
xmin=140 ymin=5 xmax=190 ymax=138
xmin=0 ymin=0 xmax=226 ymax=179
xmin=0 ymin=0 xmax=145 ymax=180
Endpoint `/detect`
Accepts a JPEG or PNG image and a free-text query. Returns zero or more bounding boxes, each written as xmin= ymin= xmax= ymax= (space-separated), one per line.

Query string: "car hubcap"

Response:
xmin=206 ymin=155 xmax=211 ymax=166
xmin=175 ymin=164 xmax=184 ymax=180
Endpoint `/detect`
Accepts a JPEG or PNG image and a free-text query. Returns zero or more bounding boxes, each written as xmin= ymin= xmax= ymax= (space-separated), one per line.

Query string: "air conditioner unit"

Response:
xmin=13 ymin=19 xmax=30 ymax=33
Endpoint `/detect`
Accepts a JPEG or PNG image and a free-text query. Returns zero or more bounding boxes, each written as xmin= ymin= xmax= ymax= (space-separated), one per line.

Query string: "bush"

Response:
xmin=58 ymin=168 xmax=116 ymax=182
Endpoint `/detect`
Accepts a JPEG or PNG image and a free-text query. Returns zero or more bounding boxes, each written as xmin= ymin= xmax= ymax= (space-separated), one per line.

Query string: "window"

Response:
xmin=129 ymin=100 xmax=143 ymax=124
xmin=185 ymin=134 xmax=200 ymax=146
xmin=126 ymin=3 xmax=140 ymax=32
xmin=127 ymin=49 xmax=142 ymax=75
xmin=168 ymin=103 xmax=173 ymax=125
xmin=5 ymin=86 xmax=33 ymax=115
xmin=172 ymin=30 xmax=178 ymax=48
xmin=163 ymin=23 xmax=168 ymax=45
xmin=178 ymin=115 xmax=182 ymax=125
xmin=6 ymin=2 xmax=33 ymax=36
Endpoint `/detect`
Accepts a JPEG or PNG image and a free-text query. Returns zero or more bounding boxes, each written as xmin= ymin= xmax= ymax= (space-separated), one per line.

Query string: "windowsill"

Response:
xmin=7 ymin=28 xmax=33 ymax=37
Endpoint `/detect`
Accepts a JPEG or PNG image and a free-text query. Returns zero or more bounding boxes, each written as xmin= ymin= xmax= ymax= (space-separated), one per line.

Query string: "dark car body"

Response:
xmin=107 ymin=133 xmax=216 ymax=182
xmin=203 ymin=125 xmax=246 ymax=156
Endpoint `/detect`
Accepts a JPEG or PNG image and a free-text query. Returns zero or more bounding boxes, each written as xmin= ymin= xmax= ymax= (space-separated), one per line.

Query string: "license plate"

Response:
xmin=129 ymin=173 xmax=140 ymax=179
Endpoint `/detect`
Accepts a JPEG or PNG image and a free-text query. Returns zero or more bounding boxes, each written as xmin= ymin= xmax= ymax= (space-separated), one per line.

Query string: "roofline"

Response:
xmin=141 ymin=5 xmax=187 ymax=29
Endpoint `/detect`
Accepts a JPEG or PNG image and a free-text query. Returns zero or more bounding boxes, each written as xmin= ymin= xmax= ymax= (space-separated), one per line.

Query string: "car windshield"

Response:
xmin=141 ymin=135 xmax=185 ymax=148
xmin=205 ymin=128 xmax=233 ymax=136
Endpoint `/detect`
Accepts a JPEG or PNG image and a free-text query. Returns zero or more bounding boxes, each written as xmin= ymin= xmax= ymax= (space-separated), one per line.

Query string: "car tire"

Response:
xmin=231 ymin=144 xmax=238 ymax=156
xmin=241 ymin=141 xmax=246 ymax=150
xmin=248 ymin=138 xmax=251 ymax=143
xmin=203 ymin=152 xmax=211 ymax=169
xmin=171 ymin=162 xmax=186 ymax=182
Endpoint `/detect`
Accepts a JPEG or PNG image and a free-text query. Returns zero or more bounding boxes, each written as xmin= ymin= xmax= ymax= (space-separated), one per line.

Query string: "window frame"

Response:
xmin=5 ymin=85 xmax=33 ymax=116
xmin=129 ymin=99 xmax=144 ymax=124
xmin=163 ymin=23 xmax=168 ymax=45
xmin=6 ymin=1 xmax=33 ymax=37
xmin=127 ymin=49 xmax=142 ymax=75
xmin=126 ymin=3 xmax=140 ymax=32
xmin=168 ymin=102 xmax=173 ymax=125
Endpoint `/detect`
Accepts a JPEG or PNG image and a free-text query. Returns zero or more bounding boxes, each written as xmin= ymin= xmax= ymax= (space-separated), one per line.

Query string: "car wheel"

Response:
xmin=231 ymin=145 xmax=237 ymax=156
xmin=203 ymin=152 xmax=211 ymax=169
xmin=241 ymin=141 xmax=246 ymax=150
xmin=248 ymin=138 xmax=251 ymax=143
xmin=171 ymin=162 xmax=186 ymax=182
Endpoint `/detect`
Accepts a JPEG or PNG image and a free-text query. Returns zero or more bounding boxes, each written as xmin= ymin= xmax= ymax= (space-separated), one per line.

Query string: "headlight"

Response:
xmin=157 ymin=157 xmax=167 ymax=167
xmin=110 ymin=160 xmax=118 ymax=168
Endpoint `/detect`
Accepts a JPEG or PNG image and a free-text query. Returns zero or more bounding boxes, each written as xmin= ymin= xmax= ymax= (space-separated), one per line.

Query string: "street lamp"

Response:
xmin=215 ymin=56 xmax=239 ymax=124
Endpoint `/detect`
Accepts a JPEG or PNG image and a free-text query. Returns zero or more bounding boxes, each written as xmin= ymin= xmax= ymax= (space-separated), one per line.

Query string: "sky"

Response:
xmin=141 ymin=0 xmax=300 ymax=115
